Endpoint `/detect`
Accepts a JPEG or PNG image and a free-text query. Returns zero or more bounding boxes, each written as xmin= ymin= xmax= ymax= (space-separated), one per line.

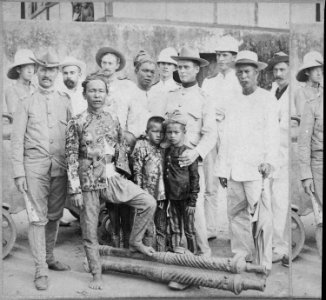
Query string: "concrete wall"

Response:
xmin=2 ymin=20 xmax=288 ymax=90
xmin=3 ymin=1 xmax=323 ymax=29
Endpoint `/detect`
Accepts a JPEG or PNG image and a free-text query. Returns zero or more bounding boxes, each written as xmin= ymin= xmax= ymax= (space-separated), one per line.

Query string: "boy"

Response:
xmin=132 ymin=116 xmax=167 ymax=251
xmin=163 ymin=110 xmax=199 ymax=254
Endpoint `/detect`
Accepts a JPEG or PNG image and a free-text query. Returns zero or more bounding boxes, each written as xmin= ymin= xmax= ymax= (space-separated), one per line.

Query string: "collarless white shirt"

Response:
xmin=215 ymin=87 xmax=280 ymax=181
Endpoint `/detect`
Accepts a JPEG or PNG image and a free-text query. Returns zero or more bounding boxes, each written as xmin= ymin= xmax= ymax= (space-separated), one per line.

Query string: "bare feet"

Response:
xmin=129 ymin=244 xmax=156 ymax=256
xmin=89 ymin=273 xmax=103 ymax=290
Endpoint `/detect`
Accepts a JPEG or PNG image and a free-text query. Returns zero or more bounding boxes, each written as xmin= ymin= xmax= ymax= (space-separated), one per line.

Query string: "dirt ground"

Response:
xmin=1 ymin=199 xmax=303 ymax=300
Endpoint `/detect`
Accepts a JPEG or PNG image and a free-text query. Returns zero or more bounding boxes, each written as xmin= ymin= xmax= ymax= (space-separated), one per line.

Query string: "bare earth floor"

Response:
xmin=2 ymin=205 xmax=320 ymax=299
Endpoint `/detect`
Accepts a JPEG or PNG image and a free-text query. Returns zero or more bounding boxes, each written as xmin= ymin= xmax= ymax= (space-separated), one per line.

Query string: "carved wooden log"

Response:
xmin=101 ymin=259 xmax=266 ymax=295
xmin=98 ymin=245 xmax=266 ymax=275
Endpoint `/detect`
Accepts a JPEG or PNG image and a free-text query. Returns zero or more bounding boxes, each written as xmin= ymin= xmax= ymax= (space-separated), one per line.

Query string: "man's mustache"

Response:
xmin=275 ymin=76 xmax=284 ymax=80
xmin=41 ymin=77 xmax=52 ymax=81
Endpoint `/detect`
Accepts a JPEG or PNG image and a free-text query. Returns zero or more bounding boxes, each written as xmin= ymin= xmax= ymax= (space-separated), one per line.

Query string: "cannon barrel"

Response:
xmin=100 ymin=258 xmax=266 ymax=295
xmin=98 ymin=245 xmax=267 ymax=275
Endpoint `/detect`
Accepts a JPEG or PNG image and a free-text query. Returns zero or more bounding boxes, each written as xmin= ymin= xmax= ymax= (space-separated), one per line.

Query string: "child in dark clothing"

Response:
xmin=131 ymin=116 xmax=167 ymax=251
xmin=163 ymin=110 xmax=200 ymax=254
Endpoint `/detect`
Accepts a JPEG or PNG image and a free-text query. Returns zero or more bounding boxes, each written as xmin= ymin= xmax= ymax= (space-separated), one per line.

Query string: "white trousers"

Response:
xmin=203 ymin=147 xmax=219 ymax=237
xmin=194 ymin=164 xmax=211 ymax=256
xmin=227 ymin=179 xmax=273 ymax=270
xmin=271 ymin=166 xmax=290 ymax=256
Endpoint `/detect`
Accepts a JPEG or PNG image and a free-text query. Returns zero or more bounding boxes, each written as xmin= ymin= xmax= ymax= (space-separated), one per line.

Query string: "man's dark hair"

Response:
xmin=146 ymin=116 xmax=165 ymax=131
xmin=81 ymin=75 xmax=108 ymax=95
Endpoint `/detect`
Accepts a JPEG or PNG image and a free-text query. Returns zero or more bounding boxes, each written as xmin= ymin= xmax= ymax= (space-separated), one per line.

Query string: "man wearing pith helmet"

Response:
xmin=297 ymin=52 xmax=323 ymax=257
xmin=5 ymin=49 xmax=37 ymax=116
xmin=151 ymin=47 xmax=179 ymax=94
xmin=92 ymin=46 xmax=137 ymax=130
xmin=201 ymin=35 xmax=242 ymax=241
xmin=266 ymin=52 xmax=290 ymax=264
xmin=164 ymin=46 xmax=218 ymax=257
xmin=294 ymin=51 xmax=323 ymax=116
xmin=215 ymin=50 xmax=280 ymax=273
xmin=11 ymin=49 xmax=72 ymax=291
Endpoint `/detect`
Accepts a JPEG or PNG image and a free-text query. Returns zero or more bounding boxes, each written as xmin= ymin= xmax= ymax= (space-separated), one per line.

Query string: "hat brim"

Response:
xmin=296 ymin=62 xmax=324 ymax=82
xmin=30 ymin=57 xmax=60 ymax=68
xmin=233 ymin=59 xmax=268 ymax=71
xmin=171 ymin=56 xmax=209 ymax=67
xmin=266 ymin=56 xmax=289 ymax=71
xmin=7 ymin=62 xmax=36 ymax=79
xmin=215 ymin=49 xmax=238 ymax=55
xmin=60 ymin=61 xmax=86 ymax=75
xmin=96 ymin=47 xmax=126 ymax=71
xmin=157 ymin=59 xmax=177 ymax=66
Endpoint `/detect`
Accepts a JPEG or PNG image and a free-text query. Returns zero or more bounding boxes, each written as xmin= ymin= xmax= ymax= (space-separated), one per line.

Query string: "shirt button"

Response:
xmin=49 ymin=139 xmax=54 ymax=144
xmin=48 ymin=111 xmax=51 ymax=115
xmin=49 ymin=155 xmax=53 ymax=158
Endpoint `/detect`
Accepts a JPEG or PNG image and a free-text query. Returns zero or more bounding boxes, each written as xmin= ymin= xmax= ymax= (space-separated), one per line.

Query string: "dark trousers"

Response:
xmin=143 ymin=200 xmax=168 ymax=252
xmin=168 ymin=199 xmax=197 ymax=254
xmin=106 ymin=203 xmax=133 ymax=248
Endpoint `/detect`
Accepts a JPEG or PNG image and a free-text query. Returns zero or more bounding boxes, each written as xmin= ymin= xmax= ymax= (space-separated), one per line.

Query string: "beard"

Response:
xmin=64 ymin=79 xmax=77 ymax=89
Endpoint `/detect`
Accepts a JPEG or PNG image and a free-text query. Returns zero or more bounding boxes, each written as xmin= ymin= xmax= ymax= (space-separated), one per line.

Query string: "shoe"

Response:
xmin=168 ymin=281 xmax=190 ymax=290
xmin=272 ymin=252 xmax=284 ymax=263
xmin=34 ymin=276 xmax=48 ymax=290
xmin=48 ymin=261 xmax=71 ymax=271
xmin=282 ymin=255 xmax=289 ymax=267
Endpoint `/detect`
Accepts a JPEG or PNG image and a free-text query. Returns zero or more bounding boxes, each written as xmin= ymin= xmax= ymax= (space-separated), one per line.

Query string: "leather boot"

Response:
xmin=315 ymin=223 xmax=322 ymax=257
xmin=46 ymin=220 xmax=70 ymax=271
xmin=28 ymin=224 xmax=48 ymax=282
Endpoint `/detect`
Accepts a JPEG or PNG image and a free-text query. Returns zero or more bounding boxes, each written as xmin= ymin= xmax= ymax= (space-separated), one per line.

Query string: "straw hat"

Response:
xmin=7 ymin=49 xmax=36 ymax=80
xmin=171 ymin=47 xmax=209 ymax=67
xmin=60 ymin=56 xmax=86 ymax=75
xmin=296 ymin=51 xmax=323 ymax=82
xmin=234 ymin=50 xmax=267 ymax=70
xmin=215 ymin=35 xmax=239 ymax=54
xmin=266 ymin=51 xmax=289 ymax=71
xmin=30 ymin=49 xmax=61 ymax=68
xmin=157 ymin=47 xmax=178 ymax=65
xmin=95 ymin=47 xmax=126 ymax=71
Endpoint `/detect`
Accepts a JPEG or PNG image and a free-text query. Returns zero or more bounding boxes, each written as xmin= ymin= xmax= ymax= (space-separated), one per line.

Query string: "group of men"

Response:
xmin=3 ymin=34 xmax=323 ymax=291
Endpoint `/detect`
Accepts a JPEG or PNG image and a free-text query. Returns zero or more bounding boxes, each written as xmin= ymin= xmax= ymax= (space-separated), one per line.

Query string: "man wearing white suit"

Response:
xmin=215 ymin=50 xmax=280 ymax=273
xmin=201 ymin=35 xmax=242 ymax=240
xmin=267 ymin=52 xmax=290 ymax=263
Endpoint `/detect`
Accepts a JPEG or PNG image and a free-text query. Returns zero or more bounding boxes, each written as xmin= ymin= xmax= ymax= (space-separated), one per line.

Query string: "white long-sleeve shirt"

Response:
xmin=215 ymin=87 xmax=280 ymax=181
xmin=126 ymin=86 xmax=167 ymax=138
xmin=201 ymin=69 xmax=242 ymax=113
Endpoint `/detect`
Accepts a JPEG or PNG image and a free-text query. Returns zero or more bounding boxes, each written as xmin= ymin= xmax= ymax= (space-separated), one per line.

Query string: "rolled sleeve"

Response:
xmin=297 ymin=102 xmax=314 ymax=180
xmin=11 ymin=101 xmax=29 ymax=178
